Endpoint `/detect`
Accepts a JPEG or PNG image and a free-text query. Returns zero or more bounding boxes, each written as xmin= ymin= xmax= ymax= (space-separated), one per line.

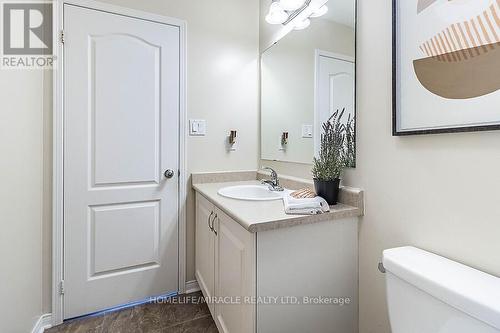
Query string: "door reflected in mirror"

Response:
xmin=261 ymin=0 xmax=356 ymax=167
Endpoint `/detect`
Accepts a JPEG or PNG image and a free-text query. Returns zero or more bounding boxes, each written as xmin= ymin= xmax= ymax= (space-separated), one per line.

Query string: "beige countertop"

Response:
xmin=192 ymin=179 xmax=363 ymax=233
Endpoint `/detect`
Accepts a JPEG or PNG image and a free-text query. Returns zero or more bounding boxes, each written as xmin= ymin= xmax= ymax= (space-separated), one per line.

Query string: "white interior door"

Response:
xmin=315 ymin=53 xmax=355 ymax=154
xmin=63 ymin=4 xmax=180 ymax=319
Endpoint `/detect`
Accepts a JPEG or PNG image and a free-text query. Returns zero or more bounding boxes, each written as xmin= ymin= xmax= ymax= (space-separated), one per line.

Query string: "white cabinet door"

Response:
xmin=195 ymin=193 xmax=216 ymax=315
xmin=214 ymin=208 xmax=256 ymax=333
xmin=63 ymin=4 xmax=180 ymax=319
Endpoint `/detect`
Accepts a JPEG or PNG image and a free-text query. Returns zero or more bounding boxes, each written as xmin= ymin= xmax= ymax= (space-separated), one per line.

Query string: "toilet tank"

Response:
xmin=383 ymin=247 xmax=500 ymax=333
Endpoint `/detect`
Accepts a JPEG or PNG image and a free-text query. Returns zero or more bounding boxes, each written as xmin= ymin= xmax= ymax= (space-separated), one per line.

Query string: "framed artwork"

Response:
xmin=393 ymin=0 xmax=500 ymax=136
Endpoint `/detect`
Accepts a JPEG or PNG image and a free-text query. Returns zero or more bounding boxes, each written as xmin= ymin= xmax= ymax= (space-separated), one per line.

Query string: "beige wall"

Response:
xmin=0 ymin=71 xmax=44 ymax=332
xmin=42 ymin=72 xmax=53 ymax=314
xmin=352 ymin=1 xmax=500 ymax=331
xmin=1 ymin=0 xmax=259 ymax=330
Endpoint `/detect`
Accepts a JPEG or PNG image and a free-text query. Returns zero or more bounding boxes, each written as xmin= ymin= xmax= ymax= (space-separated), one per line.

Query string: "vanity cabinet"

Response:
xmin=195 ymin=188 xmax=359 ymax=333
xmin=195 ymin=193 xmax=256 ymax=333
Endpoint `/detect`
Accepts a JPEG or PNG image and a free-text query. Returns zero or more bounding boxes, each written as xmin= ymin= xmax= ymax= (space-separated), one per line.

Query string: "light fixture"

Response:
xmin=294 ymin=18 xmax=310 ymax=30
xmin=265 ymin=0 xmax=328 ymax=31
xmin=280 ymin=0 xmax=306 ymax=11
xmin=310 ymin=5 xmax=328 ymax=18
xmin=265 ymin=0 xmax=289 ymax=25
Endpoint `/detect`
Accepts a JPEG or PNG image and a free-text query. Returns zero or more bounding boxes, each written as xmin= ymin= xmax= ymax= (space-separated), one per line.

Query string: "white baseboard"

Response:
xmin=31 ymin=314 xmax=52 ymax=333
xmin=185 ymin=280 xmax=200 ymax=294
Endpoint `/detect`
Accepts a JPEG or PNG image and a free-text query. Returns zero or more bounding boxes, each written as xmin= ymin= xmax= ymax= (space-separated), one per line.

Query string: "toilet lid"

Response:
xmin=383 ymin=246 xmax=500 ymax=330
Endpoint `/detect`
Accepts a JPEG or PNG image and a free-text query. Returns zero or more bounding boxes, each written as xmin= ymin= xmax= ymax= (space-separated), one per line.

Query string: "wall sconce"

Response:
xmin=225 ymin=130 xmax=238 ymax=152
xmin=279 ymin=131 xmax=289 ymax=151
xmin=281 ymin=132 xmax=289 ymax=145
xmin=226 ymin=130 xmax=238 ymax=152
xmin=229 ymin=130 xmax=237 ymax=145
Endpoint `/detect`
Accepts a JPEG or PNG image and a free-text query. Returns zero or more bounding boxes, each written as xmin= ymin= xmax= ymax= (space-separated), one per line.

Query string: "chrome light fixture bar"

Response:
xmin=282 ymin=0 xmax=311 ymax=25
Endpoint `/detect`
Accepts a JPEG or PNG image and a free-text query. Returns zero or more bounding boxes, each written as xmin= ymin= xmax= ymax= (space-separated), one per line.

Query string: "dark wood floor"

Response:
xmin=46 ymin=292 xmax=218 ymax=333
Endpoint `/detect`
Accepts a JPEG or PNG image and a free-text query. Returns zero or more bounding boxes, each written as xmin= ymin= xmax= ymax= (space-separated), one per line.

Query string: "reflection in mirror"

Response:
xmin=261 ymin=0 xmax=356 ymax=170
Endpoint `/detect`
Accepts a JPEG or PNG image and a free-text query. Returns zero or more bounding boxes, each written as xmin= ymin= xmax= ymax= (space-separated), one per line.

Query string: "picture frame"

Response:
xmin=392 ymin=0 xmax=500 ymax=136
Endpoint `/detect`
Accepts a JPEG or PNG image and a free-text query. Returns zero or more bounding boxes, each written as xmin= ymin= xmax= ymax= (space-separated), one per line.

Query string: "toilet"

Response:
xmin=383 ymin=246 xmax=500 ymax=333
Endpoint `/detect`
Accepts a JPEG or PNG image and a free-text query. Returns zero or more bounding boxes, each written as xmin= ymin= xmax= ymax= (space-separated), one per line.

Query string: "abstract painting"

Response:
xmin=393 ymin=0 xmax=500 ymax=135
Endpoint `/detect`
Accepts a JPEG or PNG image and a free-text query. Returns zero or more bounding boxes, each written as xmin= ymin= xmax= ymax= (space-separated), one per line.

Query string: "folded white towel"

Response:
xmin=283 ymin=192 xmax=330 ymax=215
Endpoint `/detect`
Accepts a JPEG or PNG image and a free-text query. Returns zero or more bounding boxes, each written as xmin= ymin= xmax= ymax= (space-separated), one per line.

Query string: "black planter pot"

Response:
xmin=314 ymin=178 xmax=341 ymax=205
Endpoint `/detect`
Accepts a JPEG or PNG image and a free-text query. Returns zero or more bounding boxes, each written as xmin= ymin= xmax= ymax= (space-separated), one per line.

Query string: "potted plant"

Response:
xmin=312 ymin=108 xmax=355 ymax=205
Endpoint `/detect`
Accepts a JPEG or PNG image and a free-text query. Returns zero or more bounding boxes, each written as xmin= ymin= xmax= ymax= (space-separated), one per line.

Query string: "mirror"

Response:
xmin=261 ymin=0 xmax=356 ymax=167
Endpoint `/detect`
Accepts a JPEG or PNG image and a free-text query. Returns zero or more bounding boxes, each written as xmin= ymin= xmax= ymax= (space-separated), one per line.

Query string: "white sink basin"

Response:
xmin=218 ymin=185 xmax=285 ymax=201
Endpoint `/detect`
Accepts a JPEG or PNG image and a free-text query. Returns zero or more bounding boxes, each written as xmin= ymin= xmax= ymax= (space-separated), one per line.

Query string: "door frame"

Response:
xmin=313 ymin=49 xmax=355 ymax=156
xmin=52 ymin=0 xmax=187 ymax=325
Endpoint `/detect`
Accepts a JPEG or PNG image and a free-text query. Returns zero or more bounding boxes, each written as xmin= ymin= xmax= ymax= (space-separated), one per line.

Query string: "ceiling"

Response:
xmin=323 ymin=0 xmax=355 ymax=28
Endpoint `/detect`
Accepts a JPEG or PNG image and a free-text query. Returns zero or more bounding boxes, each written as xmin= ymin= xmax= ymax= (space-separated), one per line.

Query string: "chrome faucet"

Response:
xmin=261 ymin=167 xmax=284 ymax=192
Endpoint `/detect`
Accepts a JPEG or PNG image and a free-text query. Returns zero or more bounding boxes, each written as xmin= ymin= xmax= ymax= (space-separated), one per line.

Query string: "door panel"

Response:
xmin=316 ymin=54 xmax=355 ymax=154
xmin=64 ymin=4 xmax=180 ymax=319
xmin=215 ymin=208 xmax=255 ymax=333
xmin=195 ymin=193 xmax=216 ymax=315
xmin=91 ymin=34 xmax=161 ymax=186
xmin=329 ymin=73 xmax=354 ymax=119
xmin=90 ymin=201 xmax=160 ymax=276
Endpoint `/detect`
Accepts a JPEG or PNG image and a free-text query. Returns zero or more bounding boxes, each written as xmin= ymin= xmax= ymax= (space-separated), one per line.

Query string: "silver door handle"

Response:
xmin=164 ymin=169 xmax=175 ymax=179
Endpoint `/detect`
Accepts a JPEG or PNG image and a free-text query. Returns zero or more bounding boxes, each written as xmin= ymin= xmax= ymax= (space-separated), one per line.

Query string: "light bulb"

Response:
xmin=294 ymin=18 xmax=310 ymax=30
xmin=280 ymin=0 xmax=305 ymax=11
xmin=266 ymin=2 xmax=289 ymax=25
xmin=310 ymin=5 xmax=328 ymax=18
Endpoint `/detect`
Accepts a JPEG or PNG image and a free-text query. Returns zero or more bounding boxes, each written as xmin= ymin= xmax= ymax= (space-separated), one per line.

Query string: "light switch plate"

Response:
xmin=189 ymin=119 xmax=206 ymax=136
xmin=302 ymin=125 xmax=313 ymax=138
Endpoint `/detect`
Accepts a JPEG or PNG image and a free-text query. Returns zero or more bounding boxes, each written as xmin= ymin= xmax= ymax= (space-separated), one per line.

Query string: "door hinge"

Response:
xmin=59 ymin=280 xmax=65 ymax=295
xmin=60 ymin=30 xmax=65 ymax=44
